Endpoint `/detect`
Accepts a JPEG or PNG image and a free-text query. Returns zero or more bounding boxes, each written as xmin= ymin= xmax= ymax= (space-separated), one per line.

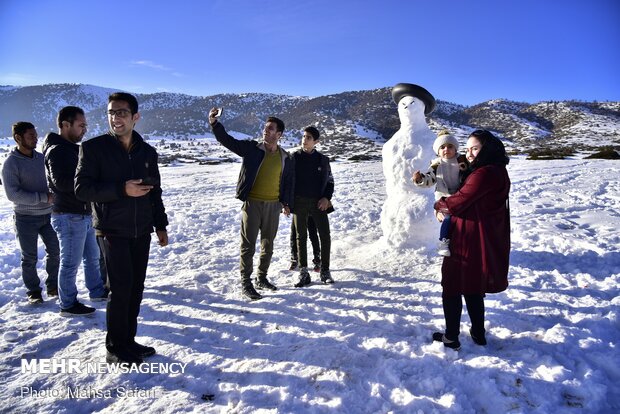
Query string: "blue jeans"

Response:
xmin=51 ymin=213 xmax=106 ymax=309
xmin=439 ymin=214 xmax=451 ymax=240
xmin=14 ymin=213 xmax=59 ymax=294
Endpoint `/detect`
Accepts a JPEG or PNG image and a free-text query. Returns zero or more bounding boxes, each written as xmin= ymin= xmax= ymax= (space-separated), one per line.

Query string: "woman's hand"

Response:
xmin=434 ymin=198 xmax=450 ymax=215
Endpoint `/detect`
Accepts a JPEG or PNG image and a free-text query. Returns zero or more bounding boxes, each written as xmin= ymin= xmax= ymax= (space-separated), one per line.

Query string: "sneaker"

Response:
xmin=106 ymin=348 xmax=143 ymax=365
xmin=27 ymin=291 xmax=44 ymax=304
xmin=432 ymin=332 xmax=461 ymax=350
xmin=46 ymin=288 xmax=58 ymax=298
xmin=255 ymin=278 xmax=278 ymax=291
xmin=128 ymin=341 xmax=156 ymax=358
xmin=289 ymin=260 xmax=298 ymax=271
xmin=312 ymin=259 xmax=321 ymax=272
xmin=320 ymin=269 xmax=335 ymax=284
xmin=294 ymin=268 xmax=311 ymax=288
xmin=470 ymin=328 xmax=487 ymax=346
xmin=438 ymin=238 xmax=451 ymax=257
xmin=90 ymin=289 xmax=110 ymax=302
xmin=60 ymin=302 xmax=96 ymax=316
xmin=242 ymin=284 xmax=262 ymax=300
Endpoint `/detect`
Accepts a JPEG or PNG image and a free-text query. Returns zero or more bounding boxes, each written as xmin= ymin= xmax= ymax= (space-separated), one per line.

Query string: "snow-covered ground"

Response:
xmin=0 ymin=157 xmax=618 ymax=413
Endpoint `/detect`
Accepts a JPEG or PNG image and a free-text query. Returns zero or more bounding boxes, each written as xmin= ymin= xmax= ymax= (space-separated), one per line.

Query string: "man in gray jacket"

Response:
xmin=1 ymin=122 xmax=59 ymax=304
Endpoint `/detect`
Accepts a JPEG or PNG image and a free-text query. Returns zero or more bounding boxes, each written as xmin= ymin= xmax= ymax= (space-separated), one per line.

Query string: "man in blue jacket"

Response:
xmin=76 ymin=93 xmax=168 ymax=366
xmin=209 ymin=108 xmax=294 ymax=300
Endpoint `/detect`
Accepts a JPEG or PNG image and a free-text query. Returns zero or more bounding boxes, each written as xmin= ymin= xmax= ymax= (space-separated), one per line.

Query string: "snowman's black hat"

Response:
xmin=391 ymin=83 xmax=436 ymax=115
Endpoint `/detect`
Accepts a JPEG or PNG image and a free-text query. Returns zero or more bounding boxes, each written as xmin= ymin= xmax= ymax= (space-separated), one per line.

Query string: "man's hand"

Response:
xmin=208 ymin=108 xmax=219 ymax=126
xmin=435 ymin=210 xmax=445 ymax=222
xmin=317 ymin=197 xmax=330 ymax=211
xmin=125 ymin=179 xmax=152 ymax=197
xmin=156 ymin=230 xmax=168 ymax=247
xmin=282 ymin=205 xmax=291 ymax=217
xmin=46 ymin=192 xmax=55 ymax=204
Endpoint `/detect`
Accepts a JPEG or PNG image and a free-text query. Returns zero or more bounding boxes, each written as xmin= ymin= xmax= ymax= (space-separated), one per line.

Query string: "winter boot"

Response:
xmin=432 ymin=332 xmax=461 ymax=350
xmin=27 ymin=291 xmax=44 ymax=304
xmin=470 ymin=328 xmax=487 ymax=346
xmin=320 ymin=269 xmax=334 ymax=284
xmin=60 ymin=302 xmax=96 ymax=316
xmin=294 ymin=267 xmax=311 ymax=288
xmin=106 ymin=348 xmax=143 ymax=366
xmin=242 ymin=284 xmax=262 ymax=300
xmin=255 ymin=276 xmax=278 ymax=291
xmin=128 ymin=341 xmax=156 ymax=358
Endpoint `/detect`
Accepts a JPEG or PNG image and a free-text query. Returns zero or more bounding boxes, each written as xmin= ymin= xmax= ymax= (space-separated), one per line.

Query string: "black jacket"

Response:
xmin=74 ymin=131 xmax=168 ymax=238
xmin=212 ymin=122 xmax=294 ymax=207
xmin=292 ymin=149 xmax=334 ymax=200
xmin=42 ymin=132 xmax=91 ymax=215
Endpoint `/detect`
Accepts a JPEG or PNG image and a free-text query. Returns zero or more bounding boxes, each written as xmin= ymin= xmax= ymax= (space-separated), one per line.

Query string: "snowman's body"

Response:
xmin=381 ymin=95 xmax=437 ymax=249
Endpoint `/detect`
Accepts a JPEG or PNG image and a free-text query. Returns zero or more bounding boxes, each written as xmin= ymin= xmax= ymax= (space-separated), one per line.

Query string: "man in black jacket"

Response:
xmin=208 ymin=108 xmax=294 ymax=300
xmin=75 ymin=93 xmax=168 ymax=365
xmin=291 ymin=126 xmax=335 ymax=287
xmin=43 ymin=106 xmax=108 ymax=316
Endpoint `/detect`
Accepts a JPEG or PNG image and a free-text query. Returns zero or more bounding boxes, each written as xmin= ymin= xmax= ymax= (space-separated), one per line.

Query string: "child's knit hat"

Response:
xmin=433 ymin=130 xmax=459 ymax=155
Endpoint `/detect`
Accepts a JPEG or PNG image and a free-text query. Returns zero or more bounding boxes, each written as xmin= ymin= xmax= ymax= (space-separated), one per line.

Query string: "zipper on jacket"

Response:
xmin=129 ymin=152 xmax=138 ymax=238
xmin=249 ymin=148 xmax=266 ymax=192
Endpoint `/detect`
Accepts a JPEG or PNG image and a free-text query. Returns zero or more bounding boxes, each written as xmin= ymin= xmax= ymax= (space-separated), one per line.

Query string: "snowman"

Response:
xmin=381 ymin=83 xmax=438 ymax=250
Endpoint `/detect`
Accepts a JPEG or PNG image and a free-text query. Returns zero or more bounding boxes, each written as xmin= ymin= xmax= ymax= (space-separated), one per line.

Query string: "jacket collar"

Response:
xmin=42 ymin=132 xmax=77 ymax=155
xmin=109 ymin=130 xmax=144 ymax=151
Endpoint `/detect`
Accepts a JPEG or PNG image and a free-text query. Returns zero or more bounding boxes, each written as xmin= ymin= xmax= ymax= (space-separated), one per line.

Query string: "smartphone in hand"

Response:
xmin=141 ymin=177 xmax=158 ymax=186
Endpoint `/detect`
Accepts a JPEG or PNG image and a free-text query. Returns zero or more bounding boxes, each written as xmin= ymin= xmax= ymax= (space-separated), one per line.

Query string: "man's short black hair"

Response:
xmin=266 ymin=116 xmax=285 ymax=133
xmin=12 ymin=121 xmax=35 ymax=138
xmin=57 ymin=106 xmax=85 ymax=128
xmin=109 ymin=92 xmax=139 ymax=114
xmin=304 ymin=126 xmax=320 ymax=140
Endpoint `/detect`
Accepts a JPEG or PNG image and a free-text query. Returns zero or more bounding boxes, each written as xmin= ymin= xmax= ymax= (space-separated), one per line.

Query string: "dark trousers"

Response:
xmin=97 ymin=238 xmax=109 ymax=290
xmin=98 ymin=233 xmax=151 ymax=351
xmin=290 ymin=216 xmax=320 ymax=263
xmin=293 ymin=196 xmax=331 ymax=270
xmin=239 ymin=200 xmax=281 ymax=285
xmin=442 ymin=294 xmax=485 ymax=341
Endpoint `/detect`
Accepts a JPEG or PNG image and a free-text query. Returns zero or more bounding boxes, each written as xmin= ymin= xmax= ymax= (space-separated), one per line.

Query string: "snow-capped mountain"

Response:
xmin=0 ymin=84 xmax=618 ymax=161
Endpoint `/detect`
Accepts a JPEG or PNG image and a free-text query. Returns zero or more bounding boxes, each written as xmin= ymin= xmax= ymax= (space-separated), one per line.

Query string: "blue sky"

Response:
xmin=0 ymin=0 xmax=618 ymax=105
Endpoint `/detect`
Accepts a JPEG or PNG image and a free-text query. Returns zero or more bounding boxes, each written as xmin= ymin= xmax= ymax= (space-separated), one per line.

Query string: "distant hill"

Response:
xmin=1 ymin=83 xmax=618 ymax=161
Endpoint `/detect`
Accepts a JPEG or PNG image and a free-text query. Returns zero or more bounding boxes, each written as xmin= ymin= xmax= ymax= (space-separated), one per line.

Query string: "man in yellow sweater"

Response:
xmin=209 ymin=108 xmax=294 ymax=300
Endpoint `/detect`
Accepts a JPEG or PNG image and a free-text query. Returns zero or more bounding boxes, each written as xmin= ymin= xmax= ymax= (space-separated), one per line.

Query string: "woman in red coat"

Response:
xmin=432 ymin=129 xmax=510 ymax=350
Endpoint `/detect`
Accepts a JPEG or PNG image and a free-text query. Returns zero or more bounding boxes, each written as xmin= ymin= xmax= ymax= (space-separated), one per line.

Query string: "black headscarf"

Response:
xmin=459 ymin=129 xmax=509 ymax=183
xmin=469 ymin=129 xmax=509 ymax=170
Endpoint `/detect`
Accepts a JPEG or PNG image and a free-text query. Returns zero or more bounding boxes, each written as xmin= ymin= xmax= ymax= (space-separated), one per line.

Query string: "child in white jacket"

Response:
xmin=413 ymin=130 xmax=468 ymax=256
